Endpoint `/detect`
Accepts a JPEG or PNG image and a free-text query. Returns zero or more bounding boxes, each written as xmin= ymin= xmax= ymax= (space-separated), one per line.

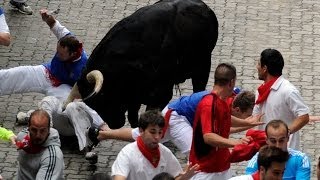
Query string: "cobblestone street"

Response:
xmin=1 ymin=0 xmax=320 ymax=179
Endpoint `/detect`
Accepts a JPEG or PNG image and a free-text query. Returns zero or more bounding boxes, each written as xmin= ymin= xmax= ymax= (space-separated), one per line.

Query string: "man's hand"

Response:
xmin=9 ymin=135 xmax=17 ymax=146
xmin=234 ymin=136 xmax=253 ymax=146
xmin=245 ymin=114 xmax=265 ymax=126
xmin=177 ymin=163 xmax=200 ymax=180
xmin=40 ymin=9 xmax=56 ymax=28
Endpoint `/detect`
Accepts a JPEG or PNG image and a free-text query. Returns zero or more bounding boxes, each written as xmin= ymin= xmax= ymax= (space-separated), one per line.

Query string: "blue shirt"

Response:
xmin=42 ymin=30 xmax=88 ymax=86
xmin=168 ymin=91 xmax=210 ymax=125
xmin=246 ymin=148 xmax=311 ymax=180
xmin=43 ymin=49 xmax=87 ymax=86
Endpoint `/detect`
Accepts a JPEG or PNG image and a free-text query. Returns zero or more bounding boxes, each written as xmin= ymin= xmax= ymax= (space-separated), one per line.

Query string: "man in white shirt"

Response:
xmin=229 ymin=145 xmax=288 ymax=180
xmin=252 ymin=48 xmax=309 ymax=150
xmin=111 ymin=110 xmax=199 ymax=180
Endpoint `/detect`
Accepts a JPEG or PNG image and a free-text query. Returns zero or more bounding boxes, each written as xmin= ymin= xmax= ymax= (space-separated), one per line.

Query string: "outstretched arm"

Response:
xmin=231 ymin=114 xmax=264 ymax=127
xmin=40 ymin=9 xmax=70 ymax=40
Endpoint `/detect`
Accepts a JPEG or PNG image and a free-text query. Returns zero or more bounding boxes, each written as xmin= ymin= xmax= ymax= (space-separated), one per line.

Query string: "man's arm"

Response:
xmin=286 ymin=90 xmax=310 ymax=133
xmin=203 ymin=132 xmax=251 ymax=148
xmin=36 ymin=146 xmax=64 ymax=180
xmin=175 ymin=163 xmax=200 ymax=180
xmin=98 ymin=128 xmax=135 ymax=142
xmin=231 ymin=114 xmax=264 ymax=127
xmin=113 ymin=175 xmax=126 ymax=180
xmin=40 ymin=9 xmax=70 ymax=40
xmin=230 ymin=126 xmax=252 ymax=134
xmin=0 ymin=32 xmax=10 ymax=46
xmin=289 ymin=114 xmax=309 ymax=134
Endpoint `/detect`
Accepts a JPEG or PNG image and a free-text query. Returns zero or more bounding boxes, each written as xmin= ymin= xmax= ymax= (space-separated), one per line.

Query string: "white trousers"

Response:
xmin=39 ymin=96 xmax=105 ymax=151
xmin=132 ymin=106 xmax=193 ymax=154
xmin=0 ymin=65 xmax=71 ymax=100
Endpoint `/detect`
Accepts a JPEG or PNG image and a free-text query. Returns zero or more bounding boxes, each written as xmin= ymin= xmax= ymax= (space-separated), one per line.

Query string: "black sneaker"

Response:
xmin=86 ymin=127 xmax=100 ymax=151
xmin=9 ymin=0 xmax=33 ymax=15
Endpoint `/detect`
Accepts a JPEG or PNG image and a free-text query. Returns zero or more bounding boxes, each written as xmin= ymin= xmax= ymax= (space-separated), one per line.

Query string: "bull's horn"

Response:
xmin=63 ymin=83 xmax=82 ymax=109
xmin=83 ymin=70 xmax=104 ymax=101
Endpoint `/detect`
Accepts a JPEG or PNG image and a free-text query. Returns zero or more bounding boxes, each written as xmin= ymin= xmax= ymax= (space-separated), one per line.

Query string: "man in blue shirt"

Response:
xmin=246 ymin=120 xmax=311 ymax=180
xmin=0 ymin=9 xmax=87 ymax=102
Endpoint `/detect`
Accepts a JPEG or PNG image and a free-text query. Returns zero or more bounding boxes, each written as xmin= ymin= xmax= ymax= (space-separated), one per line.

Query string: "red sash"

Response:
xmin=255 ymin=76 xmax=279 ymax=104
xmin=252 ymin=171 xmax=260 ymax=180
xmin=137 ymin=136 xmax=160 ymax=168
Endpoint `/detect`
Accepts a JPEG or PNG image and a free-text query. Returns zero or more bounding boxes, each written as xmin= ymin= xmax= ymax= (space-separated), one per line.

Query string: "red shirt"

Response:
xmin=189 ymin=92 xmax=231 ymax=173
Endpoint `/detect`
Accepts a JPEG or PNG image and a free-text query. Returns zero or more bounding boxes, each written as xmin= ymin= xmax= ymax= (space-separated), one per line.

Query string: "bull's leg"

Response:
xmin=127 ymin=103 xmax=140 ymax=128
xmin=191 ymin=53 xmax=211 ymax=93
xmin=101 ymin=104 xmax=127 ymax=129
xmin=146 ymin=83 xmax=173 ymax=112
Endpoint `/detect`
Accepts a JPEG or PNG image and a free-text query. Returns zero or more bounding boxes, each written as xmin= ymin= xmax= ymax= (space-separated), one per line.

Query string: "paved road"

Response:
xmin=0 ymin=0 xmax=320 ymax=179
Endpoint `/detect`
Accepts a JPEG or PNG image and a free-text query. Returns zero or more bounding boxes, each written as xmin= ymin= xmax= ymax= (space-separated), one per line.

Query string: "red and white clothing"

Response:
xmin=132 ymin=107 xmax=193 ymax=154
xmin=131 ymin=91 xmax=236 ymax=155
xmin=189 ymin=92 xmax=232 ymax=179
xmin=111 ymin=141 xmax=182 ymax=180
xmin=253 ymin=76 xmax=309 ymax=150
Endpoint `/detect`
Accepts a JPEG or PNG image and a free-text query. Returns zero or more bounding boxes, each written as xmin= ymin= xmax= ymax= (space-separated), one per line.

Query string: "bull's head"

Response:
xmin=63 ymin=70 xmax=103 ymax=109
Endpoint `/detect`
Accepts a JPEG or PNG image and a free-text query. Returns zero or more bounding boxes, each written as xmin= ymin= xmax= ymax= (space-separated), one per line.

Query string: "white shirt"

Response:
xmin=111 ymin=141 xmax=182 ymax=180
xmin=229 ymin=175 xmax=253 ymax=180
xmin=0 ymin=9 xmax=9 ymax=33
xmin=253 ymin=76 xmax=309 ymax=150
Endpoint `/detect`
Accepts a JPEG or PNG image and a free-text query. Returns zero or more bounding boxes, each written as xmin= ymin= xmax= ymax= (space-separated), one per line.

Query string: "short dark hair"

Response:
xmin=28 ymin=109 xmax=50 ymax=128
xmin=260 ymin=48 xmax=284 ymax=76
xmin=58 ymin=35 xmax=82 ymax=55
xmin=138 ymin=110 xmax=165 ymax=130
xmin=87 ymin=173 xmax=111 ymax=180
xmin=232 ymin=90 xmax=255 ymax=112
xmin=152 ymin=172 xmax=174 ymax=180
xmin=265 ymin=120 xmax=289 ymax=137
xmin=214 ymin=63 xmax=237 ymax=86
xmin=257 ymin=145 xmax=289 ymax=171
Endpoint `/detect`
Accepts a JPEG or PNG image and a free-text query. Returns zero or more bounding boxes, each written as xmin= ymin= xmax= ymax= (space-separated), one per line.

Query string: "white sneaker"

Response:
xmin=9 ymin=0 xmax=33 ymax=15
xmin=16 ymin=110 xmax=35 ymax=125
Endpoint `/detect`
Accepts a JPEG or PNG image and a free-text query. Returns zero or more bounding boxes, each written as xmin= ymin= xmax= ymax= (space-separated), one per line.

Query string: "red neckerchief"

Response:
xmin=16 ymin=135 xmax=45 ymax=154
xmin=137 ymin=136 xmax=160 ymax=168
xmin=162 ymin=109 xmax=173 ymax=138
xmin=255 ymin=76 xmax=279 ymax=104
xmin=252 ymin=171 xmax=260 ymax=180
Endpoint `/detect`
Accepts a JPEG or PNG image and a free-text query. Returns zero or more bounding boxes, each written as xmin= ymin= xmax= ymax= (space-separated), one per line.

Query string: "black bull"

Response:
xmin=76 ymin=0 xmax=218 ymax=129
